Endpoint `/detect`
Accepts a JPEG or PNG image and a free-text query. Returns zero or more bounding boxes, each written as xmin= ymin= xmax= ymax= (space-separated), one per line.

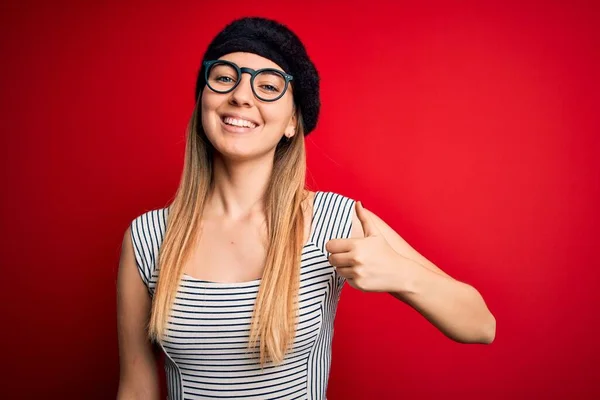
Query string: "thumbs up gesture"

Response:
xmin=325 ymin=201 xmax=408 ymax=292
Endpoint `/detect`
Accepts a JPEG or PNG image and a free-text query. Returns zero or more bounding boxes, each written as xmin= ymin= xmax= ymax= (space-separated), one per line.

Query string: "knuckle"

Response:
xmin=353 ymin=265 xmax=364 ymax=278
xmin=353 ymin=277 xmax=366 ymax=291
xmin=351 ymin=253 xmax=363 ymax=265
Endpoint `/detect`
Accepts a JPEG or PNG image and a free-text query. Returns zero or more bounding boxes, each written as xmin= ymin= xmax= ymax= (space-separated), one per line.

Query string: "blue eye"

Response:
xmin=260 ymin=84 xmax=279 ymax=92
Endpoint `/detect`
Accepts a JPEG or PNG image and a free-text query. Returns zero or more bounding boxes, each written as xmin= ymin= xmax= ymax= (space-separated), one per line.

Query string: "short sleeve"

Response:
xmin=128 ymin=208 xmax=169 ymax=294
xmin=130 ymin=217 xmax=151 ymax=289
xmin=310 ymin=191 xmax=356 ymax=291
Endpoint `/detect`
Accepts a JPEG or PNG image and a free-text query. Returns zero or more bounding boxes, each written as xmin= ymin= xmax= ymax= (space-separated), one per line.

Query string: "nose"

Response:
xmin=229 ymin=73 xmax=254 ymax=107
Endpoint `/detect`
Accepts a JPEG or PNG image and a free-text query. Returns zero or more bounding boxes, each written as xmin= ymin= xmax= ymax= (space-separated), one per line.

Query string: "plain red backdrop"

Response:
xmin=1 ymin=0 xmax=599 ymax=398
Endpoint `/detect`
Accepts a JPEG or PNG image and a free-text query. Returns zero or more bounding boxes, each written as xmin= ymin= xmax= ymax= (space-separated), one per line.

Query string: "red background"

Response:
xmin=1 ymin=0 xmax=599 ymax=398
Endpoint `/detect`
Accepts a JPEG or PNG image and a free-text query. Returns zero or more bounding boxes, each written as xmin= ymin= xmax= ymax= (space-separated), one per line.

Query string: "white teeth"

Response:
xmin=223 ymin=117 xmax=257 ymax=128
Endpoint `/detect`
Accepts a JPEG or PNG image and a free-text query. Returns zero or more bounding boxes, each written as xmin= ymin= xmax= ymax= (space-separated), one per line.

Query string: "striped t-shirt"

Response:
xmin=130 ymin=191 xmax=356 ymax=400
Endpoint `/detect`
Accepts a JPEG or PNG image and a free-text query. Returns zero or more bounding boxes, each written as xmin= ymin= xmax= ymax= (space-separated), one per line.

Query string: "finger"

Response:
xmin=356 ymin=201 xmax=379 ymax=237
xmin=328 ymin=252 xmax=356 ymax=268
xmin=335 ymin=265 xmax=356 ymax=280
xmin=325 ymin=238 xmax=357 ymax=254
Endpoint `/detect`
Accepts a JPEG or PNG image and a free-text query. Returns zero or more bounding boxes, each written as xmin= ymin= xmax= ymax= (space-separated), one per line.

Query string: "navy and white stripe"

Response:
xmin=130 ymin=191 xmax=356 ymax=400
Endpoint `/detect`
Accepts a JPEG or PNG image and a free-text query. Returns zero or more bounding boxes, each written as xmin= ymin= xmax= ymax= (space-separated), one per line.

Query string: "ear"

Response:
xmin=284 ymin=109 xmax=298 ymax=138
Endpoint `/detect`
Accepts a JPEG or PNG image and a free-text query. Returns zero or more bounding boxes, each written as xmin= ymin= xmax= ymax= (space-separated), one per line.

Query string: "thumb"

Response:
xmin=356 ymin=201 xmax=378 ymax=237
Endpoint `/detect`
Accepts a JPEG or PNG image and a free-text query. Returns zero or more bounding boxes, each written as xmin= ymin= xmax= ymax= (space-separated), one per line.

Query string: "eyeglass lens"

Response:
xmin=207 ymin=62 xmax=287 ymax=101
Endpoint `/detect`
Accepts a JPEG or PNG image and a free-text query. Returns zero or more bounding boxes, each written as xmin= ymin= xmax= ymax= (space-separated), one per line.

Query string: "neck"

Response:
xmin=205 ymin=153 xmax=274 ymax=220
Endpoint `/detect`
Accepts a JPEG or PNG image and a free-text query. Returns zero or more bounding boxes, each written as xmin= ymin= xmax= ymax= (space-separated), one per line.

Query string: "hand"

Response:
xmin=325 ymin=201 xmax=411 ymax=292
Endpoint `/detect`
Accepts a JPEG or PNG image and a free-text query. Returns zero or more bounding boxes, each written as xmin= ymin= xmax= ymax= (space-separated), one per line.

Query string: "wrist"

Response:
xmin=390 ymin=256 xmax=425 ymax=297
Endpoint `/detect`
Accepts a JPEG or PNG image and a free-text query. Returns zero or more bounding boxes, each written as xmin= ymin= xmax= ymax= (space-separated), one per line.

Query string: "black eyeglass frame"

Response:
xmin=202 ymin=59 xmax=294 ymax=102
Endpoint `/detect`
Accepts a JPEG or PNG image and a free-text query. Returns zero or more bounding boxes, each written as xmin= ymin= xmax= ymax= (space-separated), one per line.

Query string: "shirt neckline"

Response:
xmin=181 ymin=190 xmax=322 ymax=287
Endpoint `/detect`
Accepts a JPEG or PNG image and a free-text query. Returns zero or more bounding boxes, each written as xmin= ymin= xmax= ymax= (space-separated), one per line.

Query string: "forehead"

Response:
xmin=218 ymin=52 xmax=285 ymax=72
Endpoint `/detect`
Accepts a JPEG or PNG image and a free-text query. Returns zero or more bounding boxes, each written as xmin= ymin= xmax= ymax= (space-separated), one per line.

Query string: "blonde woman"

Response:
xmin=116 ymin=17 xmax=496 ymax=400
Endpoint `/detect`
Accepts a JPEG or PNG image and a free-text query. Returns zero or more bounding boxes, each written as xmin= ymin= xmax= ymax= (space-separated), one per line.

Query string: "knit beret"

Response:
xmin=195 ymin=17 xmax=320 ymax=135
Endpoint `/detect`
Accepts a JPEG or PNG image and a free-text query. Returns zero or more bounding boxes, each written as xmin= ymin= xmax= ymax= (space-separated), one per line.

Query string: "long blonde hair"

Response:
xmin=148 ymin=97 xmax=308 ymax=366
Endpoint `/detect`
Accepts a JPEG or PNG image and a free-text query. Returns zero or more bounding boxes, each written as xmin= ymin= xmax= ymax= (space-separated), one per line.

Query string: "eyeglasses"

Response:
xmin=203 ymin=59 xmax=294 ymax=102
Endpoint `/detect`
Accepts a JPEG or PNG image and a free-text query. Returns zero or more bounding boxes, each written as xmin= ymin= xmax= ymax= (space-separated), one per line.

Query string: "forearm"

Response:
xmin=117 ymin=378 xmax=160 ymax=400
xmin=390 ymin=259 xmax=496 ymax=344
xmin=116 ymin=350 xmax=160 ymax=400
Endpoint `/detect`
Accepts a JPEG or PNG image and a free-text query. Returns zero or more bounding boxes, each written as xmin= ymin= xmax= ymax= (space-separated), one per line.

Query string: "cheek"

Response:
xmin=200 ymin=91 xmax=222 ymax=129
xmin=201 ymin=87 xmax=218 ymax=111
xmin=261 ymin=101 xmax=295 ymax=130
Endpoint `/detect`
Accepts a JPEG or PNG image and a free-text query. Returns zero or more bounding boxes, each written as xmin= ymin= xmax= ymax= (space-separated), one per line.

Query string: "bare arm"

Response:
xmin=350 ymin=206 xmax=496 ymax=344
xmin=116 ymin=227 xmax=160 ymax=399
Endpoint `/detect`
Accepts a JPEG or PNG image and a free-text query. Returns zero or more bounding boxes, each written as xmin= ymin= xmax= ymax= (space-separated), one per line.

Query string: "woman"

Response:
xmin=117 ymin=17 xmax=496 ymax=400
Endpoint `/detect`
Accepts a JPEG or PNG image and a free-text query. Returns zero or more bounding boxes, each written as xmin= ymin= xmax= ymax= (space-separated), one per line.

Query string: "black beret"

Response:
xmin=195 ymin=17 xmax=320 ymax=135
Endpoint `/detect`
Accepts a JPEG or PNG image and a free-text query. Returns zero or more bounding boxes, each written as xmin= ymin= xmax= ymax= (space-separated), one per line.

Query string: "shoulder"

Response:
xmin=311 ymin=189 xmax=357 ymax=231
xmin=130 ymin=207 xmax=170 ymax=233
xmin=311 ymin=190 xmax=356 ymax=209
xmin=129 ymin=207 xmax=170 ymax=251
xmin=127 ymin=207 xmax=170 ymax=287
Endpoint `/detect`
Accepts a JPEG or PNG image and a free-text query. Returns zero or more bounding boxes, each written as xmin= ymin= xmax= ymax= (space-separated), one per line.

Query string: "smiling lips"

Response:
xmin=222 ymin=116 xmax=258 ymax=129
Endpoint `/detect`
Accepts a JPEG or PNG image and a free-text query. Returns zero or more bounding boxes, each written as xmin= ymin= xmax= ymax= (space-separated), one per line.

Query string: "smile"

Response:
xmin=222 ymin=116 xmax=258 ymax=129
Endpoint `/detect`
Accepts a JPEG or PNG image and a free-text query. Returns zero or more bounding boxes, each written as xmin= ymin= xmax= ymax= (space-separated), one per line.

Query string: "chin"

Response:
xmin=217 ymin=141 xmax=279 ymax=163
xmin=210 ymin=140 xmax=258 ymax=160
